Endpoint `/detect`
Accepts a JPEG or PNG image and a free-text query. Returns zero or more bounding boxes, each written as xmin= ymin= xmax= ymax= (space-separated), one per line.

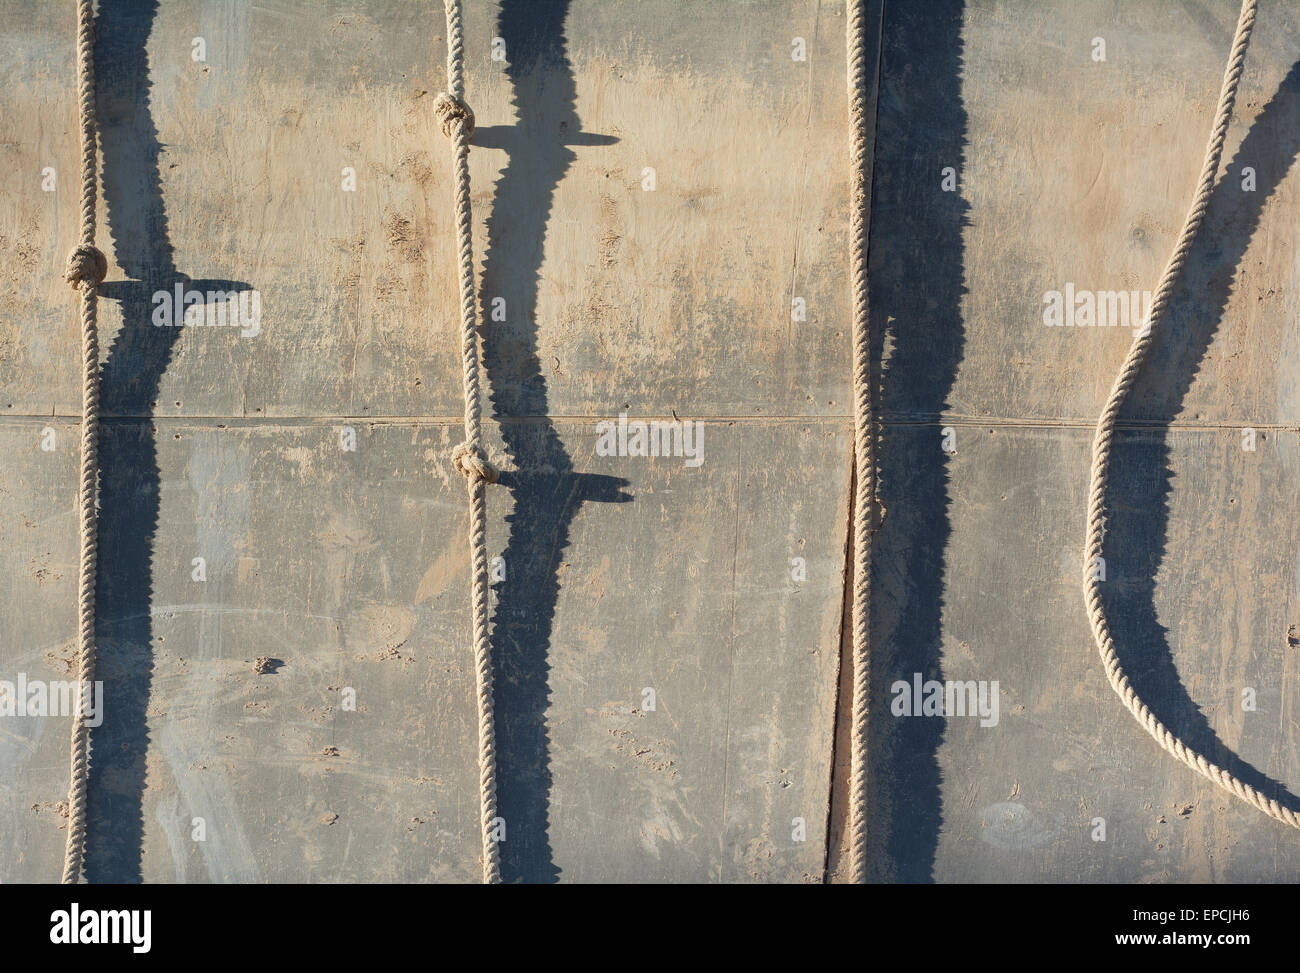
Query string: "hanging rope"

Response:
xmin=846 ymin=0 xmax=874 ymax=884
xmin=61 ymin=0 xmax=107 ymax=885
xmin=436 ymin=0 xmax=502 ymax=883
xmin=1083 ymin=0 xmax=1300 ymax=829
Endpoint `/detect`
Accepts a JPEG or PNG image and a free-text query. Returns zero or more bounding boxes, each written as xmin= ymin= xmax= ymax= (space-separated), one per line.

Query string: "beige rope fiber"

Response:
xmin=436 ymin=0 xmax=503 ymax=883
xmin=61 ymin=0 xmax=107 ymax=885
xmin=846 ymin=0 xmax=874 ymax=884
xmin=1083 ymin=0 xmax=1300 ymax=829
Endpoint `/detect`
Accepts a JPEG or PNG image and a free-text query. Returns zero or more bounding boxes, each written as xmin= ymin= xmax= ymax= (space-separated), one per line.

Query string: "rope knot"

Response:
xmin=433 ymin=92 xmax=475 ymax=139
xmin=63 ymin=244 xmax=107 ymax=290
xmin=452 ymin=441 xmax=498 ymax=484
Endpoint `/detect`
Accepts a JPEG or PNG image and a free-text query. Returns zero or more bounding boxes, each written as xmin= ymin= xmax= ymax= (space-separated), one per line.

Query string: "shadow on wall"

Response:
xmin=1101 ymin=58 xmax=1300 ymax=819
xmin=87 ymin=0 xmax=250 ymax=882
xmin=865 ymin=0 xmax=967 ymax=883
xmin=475 ymin=0 xmax=629 ymax=883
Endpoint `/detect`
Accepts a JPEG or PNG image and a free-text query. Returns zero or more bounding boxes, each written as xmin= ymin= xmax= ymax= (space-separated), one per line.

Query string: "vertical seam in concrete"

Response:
xmin=823 ymin=447 xmax=859 ymax=882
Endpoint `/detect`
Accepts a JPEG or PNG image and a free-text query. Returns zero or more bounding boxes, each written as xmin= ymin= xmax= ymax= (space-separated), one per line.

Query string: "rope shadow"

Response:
xmin=86 ymin=0 xmax=251 ymax=882
xmin=865 ymin=0 xmax=968 ymax=883
xmin=477 ymin=0 xmax=629 ymax=883
xmin=1100 ymin=57 xmax=1300 ymax=819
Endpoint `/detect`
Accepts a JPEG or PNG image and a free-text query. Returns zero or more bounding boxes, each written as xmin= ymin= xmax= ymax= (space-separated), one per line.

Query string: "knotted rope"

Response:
xmin=62 ymin=0 xmax=105 ymax=885
xmin=437 ymin=0 xmax=502 ymax=883
xmin=433 ymin=92 xmax=475 ymax=140
xmin=451 ymin=440 xmax=497 ymax=484
xmin=846 ymin=0 xmax=875 ymax=885
xmin=1083 ymin=0 xmax=1300 ymax=829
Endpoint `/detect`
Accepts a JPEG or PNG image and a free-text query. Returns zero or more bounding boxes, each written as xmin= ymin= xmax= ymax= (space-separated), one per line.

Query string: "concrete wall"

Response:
xmin=853 ymin=0 xmax=1300 ymax=882
xmin=5 ymin=0 xmax=1300 ymax=884
xmin=0 ymin=0 xmax=851 ymax=882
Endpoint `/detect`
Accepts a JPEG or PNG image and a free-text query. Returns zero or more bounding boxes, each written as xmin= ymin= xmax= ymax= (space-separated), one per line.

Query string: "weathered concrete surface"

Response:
xmin=840 ymin=0 xmax=1300 ymax=882
xmin=0 ymin=1 xmax=855 ymax=882
xmin=1 ymin=418 xmax=847 ymax=882
xmin=868 ymin=423 xmax=1300 ymax=882
xmin=0 ymin=0 xmax=851 ymax=421
xmin=13 ymin=0 xmax=1297 ymax=887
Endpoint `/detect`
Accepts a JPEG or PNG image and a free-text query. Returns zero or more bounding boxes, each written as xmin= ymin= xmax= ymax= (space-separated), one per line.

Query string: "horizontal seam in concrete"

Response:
xmin=0 ymin=413 xmax=858 ymax=424
xmin=877 ymin=414 xmax=1298 ymax=431
xmin=3 ymin=413 xmax=1292 ymax=431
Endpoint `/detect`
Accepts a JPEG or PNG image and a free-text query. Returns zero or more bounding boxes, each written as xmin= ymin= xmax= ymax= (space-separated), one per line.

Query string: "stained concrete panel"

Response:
xmin=0 ymin=0 xmax=862 ymax=883
xmin=0 ymin=417 xmax=848 ymax=882
xmin=850 ymin=0 xmax=1300 ymax=883
xmin=0 ymin=0 xmax=852 ymax=421
xmin=868 ymin=421 xmax=1300 ymax=882
xmin=878 ymin=0 xmax=1300 ymax=427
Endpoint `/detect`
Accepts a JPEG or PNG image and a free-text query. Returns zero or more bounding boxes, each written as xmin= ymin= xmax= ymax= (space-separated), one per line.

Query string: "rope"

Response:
xmin=61 ymin=0 xmax=106 ymax=885
xmin=437 ymin=0 xmax=502 ymax=884
xmin=1083 ymin=0 xmax=1300 ymax=829
xmin=846 ymin=0 xmax=874 ymax=883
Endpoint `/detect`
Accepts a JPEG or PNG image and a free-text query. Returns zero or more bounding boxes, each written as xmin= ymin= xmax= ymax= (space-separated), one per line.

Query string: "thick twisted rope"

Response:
xmin=1083 ymin=0 xmax=1300 ymax=830
xmin=437 ymin=0 xmax=502 ymax=884
xmin=62 ymin=0 xmax=106 ymax=885
xmin=846 ymin=0 xmax=874 ymax=884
